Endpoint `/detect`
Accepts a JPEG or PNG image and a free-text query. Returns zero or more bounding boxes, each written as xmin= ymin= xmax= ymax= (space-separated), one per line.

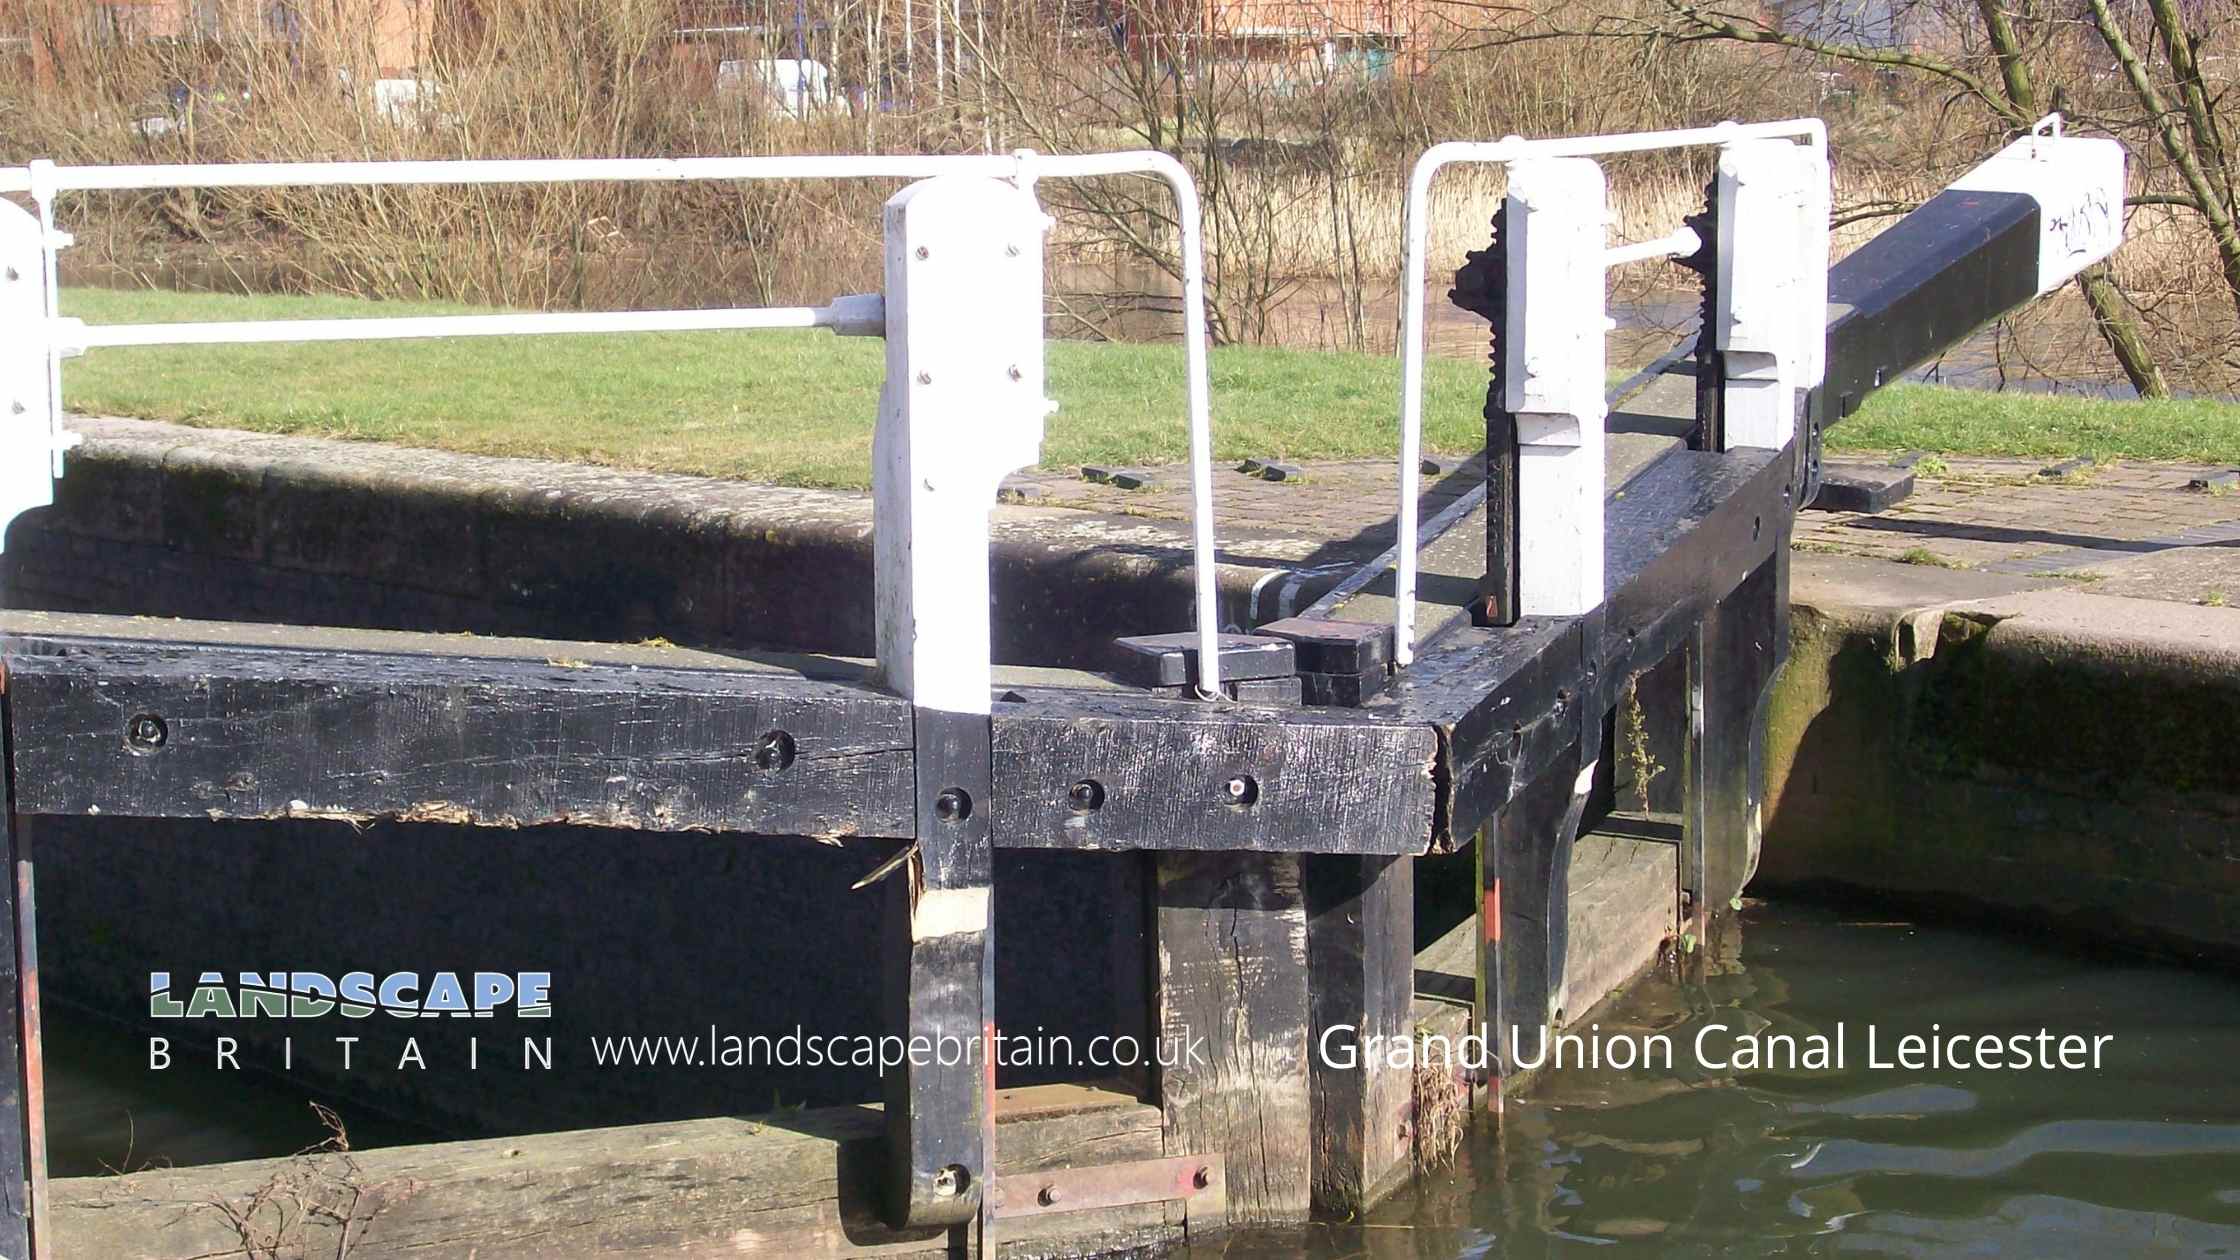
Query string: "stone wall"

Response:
xmin=1760 ymin=556 xmax=2240 ymax=963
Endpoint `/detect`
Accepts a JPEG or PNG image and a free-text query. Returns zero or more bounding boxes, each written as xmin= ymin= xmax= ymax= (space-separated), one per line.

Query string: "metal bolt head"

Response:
xmin=1222 ymin=775 xmax=1257 ymax=806
xmin=1037 ymin=1184 xmax=1062 ymax=1207
xmin=754 ymin=730 xmax=796 ymax=771
xmin=934 ymin=788 xmax=973 ymax=823
xmin=932 ymin=1164 xmax=964 ymax=1197
xmin=1067 ymin=779 xmax=1104 ymax=814
xmin=126 ymin=713 xmax=167 ymax=751
xmin=915 ymin=245 xmax=931 ymax=260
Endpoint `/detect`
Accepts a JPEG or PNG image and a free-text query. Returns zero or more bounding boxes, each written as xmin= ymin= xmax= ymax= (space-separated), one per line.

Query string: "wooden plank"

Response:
xmin=0 ymin=738 xmax=34 ymax=1260
xmin=1304 ymin=853 xmax=1415 ymax=1214
xmin=49 ymin=1089 xmax=1178 ymax=1258
xmin=1554 ymin=832 xmax=1679 ymax=1033
xmin=3 ymin=641 xmax=917 ymax=840
xmin=992 ymin=691 xmax=1438 ymax=854
xmin=1414 ymin=830 xmax=1676 ymax=1091
xmin=1684 ymin=549 xmax=1789 ymax=937
xmin=882 ymin=712 xmax=993 ymax=1228
xmin=1154 ymin=852 xmax=1312 ymax=1228
xmin=0 ymin=609 xmax=1135 ymax=697
xmin=1480 ymin=724 xmax=1600 ymax=1103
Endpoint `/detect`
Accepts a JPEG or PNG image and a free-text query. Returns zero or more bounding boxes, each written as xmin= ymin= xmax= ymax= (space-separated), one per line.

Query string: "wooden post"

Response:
xmin=1682 ymin=550 xmax=1788 ymax=944
xmin=0 ymin=694 xmax=41 ymax=1260
xmin=1477 ymin=714 xmax=1603 ymax=1107
xmin=1154 ymin=852 xmax=1312 ymax=1228
xmin=1303 ymin=853 xmax=1414 ymax=1213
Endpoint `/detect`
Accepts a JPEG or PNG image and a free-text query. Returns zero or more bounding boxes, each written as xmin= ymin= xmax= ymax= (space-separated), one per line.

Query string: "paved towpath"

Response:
xmin=1002 ymin=451 xmax=2240 ymax=607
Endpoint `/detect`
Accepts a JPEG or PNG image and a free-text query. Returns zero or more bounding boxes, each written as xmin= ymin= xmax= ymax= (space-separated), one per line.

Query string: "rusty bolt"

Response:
xmin=126 ymin=713 xmax=167 ymax=751
xmin=1037 ymin=1184 xmax=1062 ymax=1207
xmin=935 ymin=788 xmax=973 ymax=823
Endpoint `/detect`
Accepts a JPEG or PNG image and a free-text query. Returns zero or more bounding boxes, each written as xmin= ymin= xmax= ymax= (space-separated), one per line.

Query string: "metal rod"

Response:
xmin=1393 ymin=119 xmax=1825 ymax=668
xmin=6 ymin=148 xmax=1229 ymax=694
xmin=67 ymin=304 xmax=839 ymax=350
xmin=1604 ymin=226 xmax=1702 ymax=268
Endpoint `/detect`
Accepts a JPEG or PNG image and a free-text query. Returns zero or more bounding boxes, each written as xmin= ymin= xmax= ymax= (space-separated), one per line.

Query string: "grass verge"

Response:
xmin=1835 ymin=382 xmax=2240 ymax=465
xmin=58 ymin=289 xmax=2240 ymax=488
xmin=59 ymin=288 xmax=1488 ymax=488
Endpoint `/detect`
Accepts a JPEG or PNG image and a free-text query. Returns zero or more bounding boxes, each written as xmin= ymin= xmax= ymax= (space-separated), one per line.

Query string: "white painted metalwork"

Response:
xmin=1603 ymin=225 xmax=1703 ymax=269
xmin=0 ymin=201 xmax=69 ymax=554
xmin=52 ymin=300 xmax=885 ymax=353
xmin=1713 ymin=138 xmax=1831 ymax=452
xmin=873 ymin=176 xmax=1052 ymax=716
xmin=1505 ymin=160 xmax=1610 ymax=618
xmin=7 ymin=149 xmax=1230 ymax=693
xmin=1394 ymin=119 xmax=1828 ymax=665
xmin=1951 ymin=113 xmax=2126 ymax=295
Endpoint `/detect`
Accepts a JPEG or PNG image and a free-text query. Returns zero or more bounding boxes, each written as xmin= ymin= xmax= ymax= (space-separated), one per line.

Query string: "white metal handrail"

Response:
xmin=1392 ymin=119 xmax=1827 ymax=667
xmin=12 ymin=150 xmax=1231 ymax=695
xmin=54 ymin=299 xmax=884 ymax=351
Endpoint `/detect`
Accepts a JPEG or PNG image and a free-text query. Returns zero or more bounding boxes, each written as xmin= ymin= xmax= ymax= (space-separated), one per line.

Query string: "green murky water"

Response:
xmin=1200 ymin=902 xmax=2240 ymax=1257
xmin=48 ymin=901 xmax=2240 ymax=1255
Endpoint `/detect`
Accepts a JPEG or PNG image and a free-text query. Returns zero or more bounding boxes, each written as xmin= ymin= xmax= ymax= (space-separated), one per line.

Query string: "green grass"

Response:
xmin=60 ymin=288 xmax=1489 ymax=488
xmin=60 ymin=288 xmax=2240 ymax=486
xmin=1836 ymin=382 xmax=2240 ymax=465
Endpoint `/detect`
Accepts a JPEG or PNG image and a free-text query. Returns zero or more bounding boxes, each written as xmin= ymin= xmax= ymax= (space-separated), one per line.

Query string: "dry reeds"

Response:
xmin=4 ymin=0 xmax=2234 ymax=386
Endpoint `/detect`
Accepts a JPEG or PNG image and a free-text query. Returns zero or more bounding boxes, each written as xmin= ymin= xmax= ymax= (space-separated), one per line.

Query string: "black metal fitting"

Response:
xmin=934 ymin=788 xmax=973 ymax=823
xmin=125 ymin=713 xmax=167 ymax=752
xmin=1067 ymin=780 xmax=1104 ymax=814
xmin=754 ymin=730 xmax=796 ymax=771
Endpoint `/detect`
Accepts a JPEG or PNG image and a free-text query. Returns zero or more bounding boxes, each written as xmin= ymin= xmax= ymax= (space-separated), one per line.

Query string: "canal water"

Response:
xmin=1195 ymin=901 xmax=2240 ymax=1257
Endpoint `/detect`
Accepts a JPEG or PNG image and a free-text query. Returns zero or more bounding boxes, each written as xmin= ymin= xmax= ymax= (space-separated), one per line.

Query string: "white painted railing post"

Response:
xmin=871 ymin=173 xmax=1052 ymax=1228
xmin=1713 ymin=138 xmax=1831 ymax=452
xmin=874 ymin=175 xmax=1052 ymax=706
xmin=0 ymin=199 xmax=64 ymax=552
xmin=1505 ymin=159 xmax=1608 ymax=618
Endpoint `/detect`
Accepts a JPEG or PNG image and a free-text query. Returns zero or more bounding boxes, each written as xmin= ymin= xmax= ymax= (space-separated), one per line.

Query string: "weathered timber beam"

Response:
xmin=1683 ymin=548 xmax=1790 ymax=931
xmin=1154 ymin=851 xmax=1312 ymax=1227
xmin=1816 ymin=189 xmax=2041 ymax=433
xmin=1599 ymin=446 xmax=1789 ymax=682
xmin=991 ymin=689 xmax=1439 ymax=854
xmin=1304 ymin=852 xmax=1415 ymax=1212
xmin=50 ymin=1084 xmax=1187 ymax=1258
xmin=2 ymin=639 xmax=918 ymax=839
xmin=1377 ymin=444 xmax=1791 ymax=848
